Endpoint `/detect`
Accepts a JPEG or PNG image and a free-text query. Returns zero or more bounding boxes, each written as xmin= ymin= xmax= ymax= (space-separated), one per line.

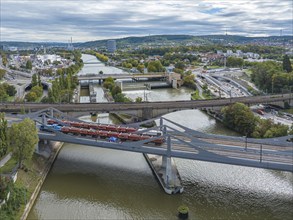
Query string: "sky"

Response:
xmin=0 ymin=0 xmax=292 ymax=42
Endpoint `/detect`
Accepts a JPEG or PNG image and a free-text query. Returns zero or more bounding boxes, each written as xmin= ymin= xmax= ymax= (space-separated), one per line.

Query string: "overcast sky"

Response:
xmin=1 ymin=0 xmax=292 ymax=42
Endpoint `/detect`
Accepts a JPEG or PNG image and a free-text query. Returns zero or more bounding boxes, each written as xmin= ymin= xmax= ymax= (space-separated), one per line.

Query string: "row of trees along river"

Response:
xmin=28 ymin=54 xmax=293 ymax=220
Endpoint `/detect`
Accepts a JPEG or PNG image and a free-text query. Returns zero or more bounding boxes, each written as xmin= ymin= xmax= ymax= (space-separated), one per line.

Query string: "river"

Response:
xmin=28 ymin=54 xmax=293 ymax=220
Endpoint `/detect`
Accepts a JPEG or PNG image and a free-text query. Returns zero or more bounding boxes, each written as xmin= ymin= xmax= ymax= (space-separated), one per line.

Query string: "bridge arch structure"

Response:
xmin=10 ymin=107 xmax=293 ymax=194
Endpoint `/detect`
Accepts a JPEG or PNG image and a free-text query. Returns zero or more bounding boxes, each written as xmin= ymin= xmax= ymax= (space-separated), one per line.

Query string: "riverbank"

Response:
xmin=20 ymin=141 xmax=63 ymax=220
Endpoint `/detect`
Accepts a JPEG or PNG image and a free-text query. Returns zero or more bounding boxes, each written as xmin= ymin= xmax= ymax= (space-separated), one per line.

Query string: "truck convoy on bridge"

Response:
xmin=42 ymin=119 xmax=164 ymax=145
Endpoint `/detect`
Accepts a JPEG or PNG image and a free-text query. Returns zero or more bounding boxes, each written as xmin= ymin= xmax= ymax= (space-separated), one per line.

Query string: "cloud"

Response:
xmin=0 ymin=0 xmax=292 ymax=42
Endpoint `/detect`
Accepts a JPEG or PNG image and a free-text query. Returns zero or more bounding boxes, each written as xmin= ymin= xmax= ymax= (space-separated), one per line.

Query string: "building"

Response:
xmin=107 ymin=40 xmax=116 ymax=53
xmin=226 ymin=50 xmax=233 ymax=56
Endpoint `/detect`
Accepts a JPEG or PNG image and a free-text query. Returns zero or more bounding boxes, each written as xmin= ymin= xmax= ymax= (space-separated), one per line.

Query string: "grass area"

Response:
xmin=120 ymin=113 xmax=132 ymax=119
xmin=191 ymin=89 xmax=214 ymax=100
xmin=202 ymin=91 xmax=214 ymax=99
xmin=7 ymin=96 xmax=15 ymax=102
xmin=207 ymin=65 xmax=222 ymax=69
xmin=191 ymin=90 xmax=202 ymax=100
xmin=11 ymin=154 xmax=48 ymax=220
xmin=0 ymin=157 xmax=18 ymax=174
xmin=243 ymin=69 xmax=252 ymax=76
xmin=282 ymin=108 xmax=293 ymax=114
xmin=16 ymin=154 xmax=47 ymax=194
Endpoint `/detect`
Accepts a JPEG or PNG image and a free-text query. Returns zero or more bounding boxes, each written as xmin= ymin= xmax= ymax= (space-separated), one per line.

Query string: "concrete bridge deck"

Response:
xmin=1 ymin=94 xmax=292 ymax=117
xmin=38 ymin=127 xmax=293 ymax=172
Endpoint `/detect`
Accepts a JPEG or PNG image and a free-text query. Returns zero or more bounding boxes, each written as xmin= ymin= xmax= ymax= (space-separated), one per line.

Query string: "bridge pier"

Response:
xmin=42 ymin=114 xmax=47 ymax=125
xmin=142 ymin=107 xmax=153 ymax=120
xmin=144 ymin=134 xmax=184 ymax=194
xmin=162 ymin=156 xmax=173 ymax=188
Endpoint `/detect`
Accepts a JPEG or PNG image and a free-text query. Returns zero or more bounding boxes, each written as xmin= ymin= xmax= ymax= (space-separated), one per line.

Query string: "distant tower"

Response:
xmin=225 ymin=28 xmax=228 ymax=36
xmin=107 ymin=40 xmax=116 ymax=53
xmin=280 ymin=29 xmax=283 ymax=36
xmin=68 ymin=37 xmax=74 ymax=51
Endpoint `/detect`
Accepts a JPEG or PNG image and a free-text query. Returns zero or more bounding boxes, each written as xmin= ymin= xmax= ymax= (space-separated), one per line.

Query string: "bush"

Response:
xmin=0 ymin=185 xmax=28 ymax=219
xmin=178 ymin=205 xmax=189 ymax=214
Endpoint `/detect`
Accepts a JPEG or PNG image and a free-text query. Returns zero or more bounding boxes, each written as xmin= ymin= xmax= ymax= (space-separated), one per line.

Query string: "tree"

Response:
xmin=2 ymin=83 xmax=16 ymax=96
xmin=251 ymin=61 xmax=282 ymax=93
xmin=272 ymin=73 xmax=291 ymax=93
xmin=282 ymin=55 xmax=292 ymax=73
xmin=0 ymin=113 xmax=9 ymax=157
xmin=183 ymin=74 xmax=195 ymax=88
xmin=221 ymin=102 xmax=256 ymax=136
xmin=31 ymin=74 xmax=38 ymax=87
xmin=40 ymin=96 xmax=50 ymax=103
xmin=25 ymin=91 xmax=38 ymax=102
xmin=226 ymin=57 xmax=244 ymax=68
xmin=263 ymin=124 xmax=288 ymax=138
xmin=0 ymin=176 xmax=11 ymax=201
xmin=25 ymin=60 xmax=32 ymax=70
xmin=99 ymin=70 xmax=103 ymax=74
xmin=0 ymin=86 xmax=9 ymax=102
xmin=103 ymin=77 xmax=115 ymax=90
xmin=31 ymin=85 xmax=43 ymax=98
xmin=175 ymin=61 xmax=185 ymax=70
xmin=137 ymin=64 xmax=145 ymax=73
xmin=114 ymin=93 xmax=132 ymax=102
xmin=0 ymin=69 xmax=6 ymax=80
xmin=135 ymin=97 xmax=143 ymax=102
xmin=147 ymin=60 xmax=164 ymax=72
xmin=37 ymin=73 xmax=41 ymax=86
xmin=9 ymin=118 xmax=39 ymax=168
xmin=111 ymin=85 xmax=122 ymax=97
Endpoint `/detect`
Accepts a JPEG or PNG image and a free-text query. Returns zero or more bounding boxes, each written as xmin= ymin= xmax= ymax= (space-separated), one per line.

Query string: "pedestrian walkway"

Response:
xmin=0 ymin=153 xmax=12 ymax=168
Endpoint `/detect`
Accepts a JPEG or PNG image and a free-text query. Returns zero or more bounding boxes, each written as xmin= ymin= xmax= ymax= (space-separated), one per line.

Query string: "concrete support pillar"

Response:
xmin=50 ymin=108 xmax=54 ymax=118
xmin=142 ymin=108 xmax=153 ymax=120
xmin=172 ymin=79 xmax=178 ymax=89
xmin=160 ymin=117 xmax=163 ymax=131
xmin=165 ymin=156 xmax=173 ymax=187
xmin=119 ymin=81 xmax=123 ymax=91
xmin=161 ymin=155 xmax=173 ymax=188
xmin=42 ymin=114 xmax=47 ymax=125
xmin=35 ymin=142 xmax=40 ymax=153
xmin=164 ymin=135 xmax=173 ymax=187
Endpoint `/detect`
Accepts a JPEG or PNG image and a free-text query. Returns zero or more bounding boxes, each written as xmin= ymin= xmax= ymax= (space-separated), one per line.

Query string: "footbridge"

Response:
xmin=1 ymin=93 xmax=292 ymax=119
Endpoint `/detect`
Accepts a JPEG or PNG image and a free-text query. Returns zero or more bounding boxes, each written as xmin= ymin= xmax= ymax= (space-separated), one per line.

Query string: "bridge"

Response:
xmin=10 ymin=108 xmax=293 ymax=194
xmin=1 ymin=93 xmax=292 ymax=119
xmin=82 ymin=62 xmax=102 ymax=64
xmin=78 ymin=73 xmax=167 ymax=81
